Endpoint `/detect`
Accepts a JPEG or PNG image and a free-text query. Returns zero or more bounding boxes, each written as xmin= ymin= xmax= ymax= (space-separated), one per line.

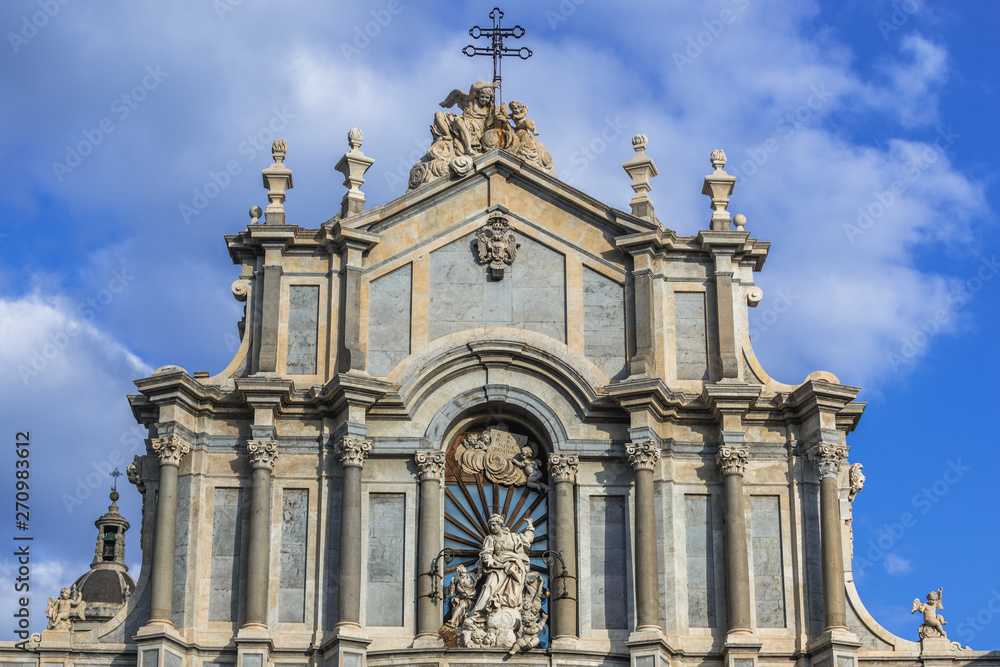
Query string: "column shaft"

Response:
xmin=551 ymin=478 xmax=578 ymax=638
xmin=245 ymin=465 xmax=273 ymax=626
xmin=415 ymin=470 xmax=442 ymax=636
xmin=150 ymin=462 xmax=179 ymax=623
xmin=820 ymin=475 xmax=847 ymax=630
xmin=633 ymin=467 xmax=659 ymax=630
xmin=723 ymin=471 xmax=752 ymax=633
xmin=339 ymin=464 xmax=363 ymax=626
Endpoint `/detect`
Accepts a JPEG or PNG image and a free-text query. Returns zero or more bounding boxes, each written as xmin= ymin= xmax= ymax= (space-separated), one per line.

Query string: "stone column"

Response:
xmin=626 ymin=441 xmax=661 ymax=632
xmin=336 ymin=437 xmax=371 ymax=629
xmin=548 ymin=454 xmax=580 ymax=641
xmin=414 ymin=451 xmax=445 ymax=642
xmin=717 ymin=445 xmax=752 ymax=636
xmin=244 ymin=440 xmax=278 ymax=629
xmin=149 ymin=435 xmax=190 ymax=624
xmin=809 ymin=443 xmax=849 ymax=632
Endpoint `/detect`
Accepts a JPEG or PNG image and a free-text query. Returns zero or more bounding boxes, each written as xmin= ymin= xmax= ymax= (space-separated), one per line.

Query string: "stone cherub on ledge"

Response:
xmin=912 ymin=587 xmax=947 ymax=639
xmin=45 ymin=587 xmax=86 ymax=630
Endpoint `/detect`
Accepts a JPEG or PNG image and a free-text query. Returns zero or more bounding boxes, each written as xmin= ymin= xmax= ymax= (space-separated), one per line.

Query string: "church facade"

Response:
xmin=2 ymin=83 xmax=994 ymax=667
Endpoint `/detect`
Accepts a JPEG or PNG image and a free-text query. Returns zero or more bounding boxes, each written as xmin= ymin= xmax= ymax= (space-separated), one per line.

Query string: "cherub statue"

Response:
xmin=508 ymin=609 xmax=548 ymax=655
xmin=513 ymin=445 xmax=547 ymax=492
xmin=507 ymin=101 xmax=539 ymax=137
xmin=444 ymin=564 xmax=478 ymax=628
xmin=912 ymin=587 xmax=947 ymax=639
xmin=45 ymin=587 xmax=86 ymax=630
xmin=459 ymin=616 xmax=486 ymax=647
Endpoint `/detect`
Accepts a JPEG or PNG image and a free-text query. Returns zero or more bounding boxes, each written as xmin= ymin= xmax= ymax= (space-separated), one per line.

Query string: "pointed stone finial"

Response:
xmin=702 ymin=148 xmax=737 ymax=231
xmin=261 ymin=139 xmax=294 ymax=224
xmin=622 ymin=133 xmax=658 ymax=222
xmin=335 ymin=127 xmax=375 ymax=218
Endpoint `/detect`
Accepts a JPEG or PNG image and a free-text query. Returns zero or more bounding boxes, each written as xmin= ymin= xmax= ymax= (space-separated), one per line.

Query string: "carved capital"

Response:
xmin=151 ymin=435 xmax=190 ymax=467
xmin=247 ymin=440 xmax=279 ymax=472
xmin=808 ymin=443 xmax=848 ymax=479
xmin=626 ymin=441 xmax=661 ymax=472
xmin=336 ymin=437 xmax=372 ymax=468
xmin=415 ymin=451 xmax=446 ymax=483
xmin=716 ymin=445 xmax=750 ymax=476
xmin=548 ymin=454 xmax=579 ymax=483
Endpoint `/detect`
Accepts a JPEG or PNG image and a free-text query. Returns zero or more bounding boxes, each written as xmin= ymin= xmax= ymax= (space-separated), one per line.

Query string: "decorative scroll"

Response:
xmin=626 ymin=440 xmax=661 ymax=471
xmin=336 ymin=437 xmax=372 ymax=468
xmin=247 ymin=440 xmax=278 ymax=472
xmin=151 ymin=435 xmax=190 ymax=467
xmin=716 ymin=445 xmax=749 ymax=476
xmin=808 ymin=443 xmax=847 ymax=479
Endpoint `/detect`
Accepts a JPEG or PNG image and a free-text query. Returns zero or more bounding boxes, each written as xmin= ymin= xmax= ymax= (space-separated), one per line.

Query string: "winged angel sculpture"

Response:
xmin=912 ymin=587 xmax=947 ymax=639
xmin=408 ymin=82 xmax=554 ymax=190
xmin=45 ymin=587 xmax=86 ymax=630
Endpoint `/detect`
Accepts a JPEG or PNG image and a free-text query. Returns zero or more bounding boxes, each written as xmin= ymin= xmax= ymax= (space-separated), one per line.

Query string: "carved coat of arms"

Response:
xmin=477 ymin=214 xmax=520 ymax=280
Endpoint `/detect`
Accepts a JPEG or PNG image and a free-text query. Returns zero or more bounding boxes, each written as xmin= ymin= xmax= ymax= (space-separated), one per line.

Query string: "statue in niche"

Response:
xmin=912 ymin=587 xmax=948 ymax=639
xmin=45 ymin=587 xmax=86 ymax=630
xmin=443 ymin=564 xmax=478 ymax=629
xmin=472 ymin=514 xmax=534 ymax=614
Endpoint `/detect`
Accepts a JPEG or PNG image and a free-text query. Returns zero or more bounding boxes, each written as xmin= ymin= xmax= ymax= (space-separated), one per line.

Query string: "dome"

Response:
xmin=70 ymin=567 xmax=136 ymax=622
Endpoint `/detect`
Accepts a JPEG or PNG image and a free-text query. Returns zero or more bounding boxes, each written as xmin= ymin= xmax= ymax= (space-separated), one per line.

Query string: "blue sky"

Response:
xmin=1 ymin=0 xmax=998 ymax=647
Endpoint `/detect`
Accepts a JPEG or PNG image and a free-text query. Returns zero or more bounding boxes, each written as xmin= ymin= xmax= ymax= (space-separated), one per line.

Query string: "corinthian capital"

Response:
xmin=415 ymin=451 xmax=446 ymax=483
xmin=548 ymin=454 xmax=579 ymax=483
xmin=247 ymin=440 xmax=279 ymax=472
xmin=808 ymin=443 xmax=848 ymax=479
xmin=336 ymin=437 xmax=372 ymax=468
xmin=151 ymin=435 xmax=190 ymax=467
xmin=626 ymin=441 xmax=661 ymax=471
xmin=716 ymin=445 xmax=750 ymax=476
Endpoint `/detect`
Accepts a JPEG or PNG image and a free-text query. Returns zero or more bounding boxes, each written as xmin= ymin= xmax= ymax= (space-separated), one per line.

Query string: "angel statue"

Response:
xmin=513 ymin=445 xmax=548 ymax=492
xmin=443 ymin=564 xmax=478 ymax=629
xmin=45 ymin=587 xmax=86 ymax=630
xmin=912 ymin=587 xmax=947 ymax=639
xmin=433 ymin=82 xmax=501 ymax=157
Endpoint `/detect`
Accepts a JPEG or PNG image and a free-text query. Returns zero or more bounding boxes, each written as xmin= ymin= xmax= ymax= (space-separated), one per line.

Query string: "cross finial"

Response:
xmin=110 ymin=467 xmax=122 ymax=491
xmin=462 ymin=7 xmax=532 ymax=109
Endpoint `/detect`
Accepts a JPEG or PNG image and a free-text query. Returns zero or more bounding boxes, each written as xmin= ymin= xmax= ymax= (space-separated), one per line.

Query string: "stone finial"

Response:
xmin=335 ymin=127 xmax=375 ymax=218
xmin=249 ymin=205 xmax=262 ymax=225
xmin=622 ymin=133 xmax=658 ymax=222
xmin=336 ymin=436 xmax=372 ymax=468
xmin=626 ymin=441 xmax=661 ymax=471
xmin=807 ymin=443 xmax=847 ymax=479
xmin=702 ymin=148 xmax=737 ymax=231
xmin=848 ymin=463 xmax=865 ymax=501
xmin=548 ymin=454 xmax=579 ymax=483
xmin=247 ymin=439 xmax=279 ymax=472
xmin=261 ymin=139 xmax=294 ymax=224
xmin=733 ymin=213 xmax=746 ymax=230
xmin=151 ymin=435 xmax=190 ymax=467
xmin=415 ymin=451 xmax=446 ymax=483
xmin=716 ymin=445 xmax=750 ymax=476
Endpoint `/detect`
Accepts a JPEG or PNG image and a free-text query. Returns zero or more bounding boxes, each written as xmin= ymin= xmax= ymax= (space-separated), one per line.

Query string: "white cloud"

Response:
xmin=884 ymin=553 xmax=915 ymax=575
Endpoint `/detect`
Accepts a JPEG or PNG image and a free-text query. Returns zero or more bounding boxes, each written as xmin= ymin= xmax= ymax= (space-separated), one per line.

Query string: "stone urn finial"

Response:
xmin=710 ymin=149 xmax=727 ymax=171
xmin=271 ymin=138 xmax=287 ymax=164
xmin=632 ymin=134 xmax=648 ymax=154
xmin=348 ymin=127 xmax=364 ymax=151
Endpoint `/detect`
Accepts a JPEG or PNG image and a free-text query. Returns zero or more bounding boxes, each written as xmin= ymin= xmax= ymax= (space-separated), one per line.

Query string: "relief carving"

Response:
xmin=454 ymin=427 xmax=543 ymax=489
xmin=247 ymin=440 xmax=279 ymax=471
xmin=151 ymin=435 xmax=190 ymax=467
xmin=476 ymin=212 xmax=520 ymax=280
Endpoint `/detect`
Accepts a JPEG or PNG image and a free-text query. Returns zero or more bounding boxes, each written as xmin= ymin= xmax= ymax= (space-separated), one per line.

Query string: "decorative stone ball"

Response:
xmin=733 ymin=213 xmax=746 ymax=230
xmin=110 ymin=490 xmax=119 ymax=502
xmin=249 ymin=205 xmax=263 ymax=223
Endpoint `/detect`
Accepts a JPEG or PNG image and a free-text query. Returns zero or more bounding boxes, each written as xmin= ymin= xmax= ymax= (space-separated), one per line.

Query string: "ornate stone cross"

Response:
xmin=462 ymin=7 xmax=532 ymax=108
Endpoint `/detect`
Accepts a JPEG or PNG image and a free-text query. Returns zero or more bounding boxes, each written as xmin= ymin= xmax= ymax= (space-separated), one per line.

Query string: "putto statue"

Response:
xmin=912 ymin=587 xmax=948 ymax=639
xmin=45 ymin=587 xmax=86 ymax=630
xmin=408 ymin=83 xmax=554 ymax=190
xmin=445 ymin=514 xmax=546 ymax=650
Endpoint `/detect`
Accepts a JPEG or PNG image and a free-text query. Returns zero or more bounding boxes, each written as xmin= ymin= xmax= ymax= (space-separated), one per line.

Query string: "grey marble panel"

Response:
xmin=163 ymin=653 xmax=182 ymax=667
xmin=141 ymin=651 xmax=158 ymax=667
xmin=751 ymin=495 xmax=786 ymax=628
xmin=241 ymin=656 xmax=261 ymax=667
xmin=367 ymin=493 xmax=405 ymax=627
xmin=286 ymin=285 xmax=320 ymax=374
xmin=172 ymin=476 xmax=191 ymax=627
xmin=279 ymin=489 xmax=308 ymax=623
xmin=675 ymin=292 xmax=709 ymax=381
xmin=583 ymin=267 xmax=626 ymax=379
xmin=590 ymin=495 xmax=628 ymax=629
xmin=368 ymin=264 xmax=412 ymax=377
xmin=685 ymin=494 xmax=716 ymax=628
xmin=209 ymin=487 xmax=243 ymax=622
xmin=803 ymin=485 xmax=825 ymax=635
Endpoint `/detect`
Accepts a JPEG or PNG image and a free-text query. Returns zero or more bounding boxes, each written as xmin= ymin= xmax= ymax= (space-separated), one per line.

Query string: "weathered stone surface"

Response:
xmin=589 ymin=495 xmax=628 ymax=629
xmin=675 ymin=292 xmax=709 ymax=380
xmin=367 ymin=493 xmax=405 ymax=627
xmin=279 ymin=489 xmax=308 ymax=623
xmin=750 ymin=495 xmax=786 ymax=628
xmin=428 ymin=233 xmax=565 ymax=343
xmin=209 ymin=487 xmax=243 ymax=623
xmin=583 ymin=267 xmax=626 ymax=379
xmin=286 ymin=285 xmax=319 ymax=374
xmin=685 ymin=494 xmax=716 ymax=628
xmin=171 ymin=475 xmax=191 ymax=627
xmin=163 ymin=651 xmax=182 ymax=667
xmin=367 ymin=263 xmax=412 ymax=376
